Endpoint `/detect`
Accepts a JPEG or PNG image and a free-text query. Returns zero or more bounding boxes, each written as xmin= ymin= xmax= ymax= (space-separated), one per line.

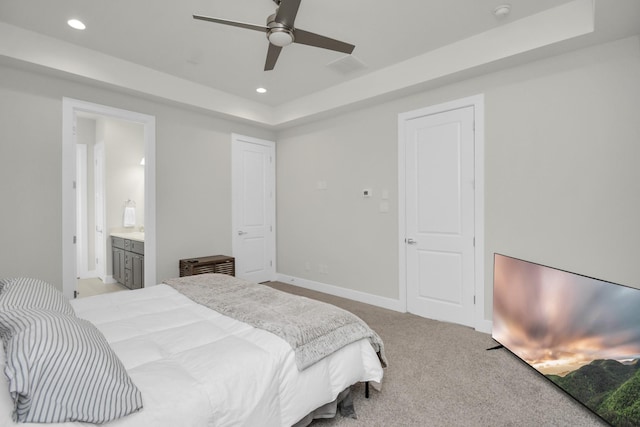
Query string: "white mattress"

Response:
xmin=0 ymin=284 xmax=383 ymax=427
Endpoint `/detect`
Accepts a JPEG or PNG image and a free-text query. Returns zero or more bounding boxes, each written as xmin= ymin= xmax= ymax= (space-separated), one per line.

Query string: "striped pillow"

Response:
xmin=0 ymin=308 xmax=143 ymax=423
xmin=0 ymin=277 xmax=74 ymax=316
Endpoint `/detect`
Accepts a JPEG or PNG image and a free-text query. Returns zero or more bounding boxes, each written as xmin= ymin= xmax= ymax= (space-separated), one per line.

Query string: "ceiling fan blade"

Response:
xmin=275 ymin=0 xmax=301 ymax=28
xmin=264 ymin=44 xmax=283 ymax=71
xmin=293 ymin=29 xmax=355 ymax=54
xmin=193 ymin=14 xmax=268 ymax=33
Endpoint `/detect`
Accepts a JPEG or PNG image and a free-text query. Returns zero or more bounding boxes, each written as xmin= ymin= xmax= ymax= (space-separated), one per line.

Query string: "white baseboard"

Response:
xmin=275 ymin=274 xmax=405 ymax=312
xmin=103 ymin=275 xmax=117 ymax=285
xmin=476 ymin=319 xmax=493 ymax=335
xmin=276 ymin=273 xmax=494 ymax=333
xmin=77 ymin=269 xmax=97 ymax=280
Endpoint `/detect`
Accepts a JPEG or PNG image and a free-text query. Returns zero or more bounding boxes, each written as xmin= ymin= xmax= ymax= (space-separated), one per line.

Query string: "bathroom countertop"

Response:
xmin=110 ymin=231 xmax=145 ymax=242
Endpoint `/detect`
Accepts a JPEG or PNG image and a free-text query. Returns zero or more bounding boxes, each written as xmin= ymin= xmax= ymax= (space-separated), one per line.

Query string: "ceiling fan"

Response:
xmin=193 ymin=0 xmax=355 ymax=71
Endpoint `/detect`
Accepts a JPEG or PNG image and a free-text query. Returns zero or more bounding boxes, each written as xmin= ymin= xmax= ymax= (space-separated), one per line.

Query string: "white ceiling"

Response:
xmin=1 ymin=0 xmax=639 ymax=128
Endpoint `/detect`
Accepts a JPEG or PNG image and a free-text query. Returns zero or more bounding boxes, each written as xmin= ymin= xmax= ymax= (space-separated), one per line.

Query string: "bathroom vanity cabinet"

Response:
xmin=111 ymin=234 xmax=144 ymax=289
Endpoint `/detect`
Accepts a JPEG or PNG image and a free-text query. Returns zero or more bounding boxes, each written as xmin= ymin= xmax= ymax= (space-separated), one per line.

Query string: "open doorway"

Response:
xmin=75 ymin=114 xmax=146 ymax=296
xmin=62 ymin=98 xmax=156 ymax=299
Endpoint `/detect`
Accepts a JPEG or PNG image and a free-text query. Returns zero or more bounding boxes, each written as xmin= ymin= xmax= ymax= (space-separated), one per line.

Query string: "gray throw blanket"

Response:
xmin=163 ymin=274 xmax=387 ymax=370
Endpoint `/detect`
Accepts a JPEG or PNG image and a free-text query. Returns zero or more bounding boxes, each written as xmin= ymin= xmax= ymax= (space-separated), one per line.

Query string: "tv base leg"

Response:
xmin=486 ymin=344 xmax=504 ymax=351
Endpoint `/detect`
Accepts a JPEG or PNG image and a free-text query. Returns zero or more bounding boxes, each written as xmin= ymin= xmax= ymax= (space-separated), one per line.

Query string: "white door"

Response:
xmin=232 ymin=134 xmax=276 ymax=283
xmin=403 ymin=106 xmax=475 ymax=327
xmin=94 ymin=142 xmax=106 ymax=282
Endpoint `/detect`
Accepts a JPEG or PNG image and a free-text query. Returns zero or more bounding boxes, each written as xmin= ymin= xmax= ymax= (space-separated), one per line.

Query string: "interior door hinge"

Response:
xmin=73 ymin=180 xmax=76 ymax=189
xmin=473 ymin=295 xmax=476 ymax=305
xmin=73 ymin=290 xmax=79 ymax=299
xmin=73 ymin=235 xmax=77 ymax=244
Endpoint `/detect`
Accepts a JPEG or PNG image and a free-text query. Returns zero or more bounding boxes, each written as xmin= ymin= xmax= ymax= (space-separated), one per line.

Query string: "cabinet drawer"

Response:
xmin=112 ymin=236 xmax=125 ymax=249
xmin=129 ymin=240 xmax=144 ymax=255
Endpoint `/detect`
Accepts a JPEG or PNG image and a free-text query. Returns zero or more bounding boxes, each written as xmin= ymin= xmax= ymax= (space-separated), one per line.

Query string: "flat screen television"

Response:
xmin=492 ymin=253 xmax=640 ymax=426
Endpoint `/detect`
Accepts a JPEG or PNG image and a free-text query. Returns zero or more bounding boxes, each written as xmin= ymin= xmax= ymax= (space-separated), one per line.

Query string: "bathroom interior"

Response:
xmin=75 ymin=113 xmax=145 ymax=297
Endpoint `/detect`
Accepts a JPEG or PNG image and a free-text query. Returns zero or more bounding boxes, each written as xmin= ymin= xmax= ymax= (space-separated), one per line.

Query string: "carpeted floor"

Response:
xmin=267 ymin=282 xmax=608 ymax=427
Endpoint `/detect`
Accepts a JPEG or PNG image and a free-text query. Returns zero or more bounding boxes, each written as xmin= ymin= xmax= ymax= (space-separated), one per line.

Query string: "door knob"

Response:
xmin=406 ymin=238 xmax=417 ymax=245
xmin=237 ymin=230 xmax=248 ymax=236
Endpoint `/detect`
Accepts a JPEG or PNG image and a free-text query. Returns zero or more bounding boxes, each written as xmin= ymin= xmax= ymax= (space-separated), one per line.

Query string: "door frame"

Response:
xmin=93 ymin=141 xmax=106 ymax=282
xmin=62 ymin=98 xmax=156 ymax=299
xmin=75 ymin=144 xmax=89 ymax=278
xmin=398 ymin=94 xmax=488 ymax=332
xmin=231 ymin=133 xmax=276 ymax=282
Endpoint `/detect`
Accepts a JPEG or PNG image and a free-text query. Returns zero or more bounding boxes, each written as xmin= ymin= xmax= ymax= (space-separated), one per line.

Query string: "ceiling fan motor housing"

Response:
xmin=266 ymin=13 xmax=294 ymax=46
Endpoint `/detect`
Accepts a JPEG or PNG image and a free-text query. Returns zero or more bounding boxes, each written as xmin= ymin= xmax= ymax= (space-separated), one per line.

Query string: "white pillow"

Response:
xmin=0 ymin=277 xmax=74 ymax=316
xmin=0 ymin=308 xmax=143 ymax=423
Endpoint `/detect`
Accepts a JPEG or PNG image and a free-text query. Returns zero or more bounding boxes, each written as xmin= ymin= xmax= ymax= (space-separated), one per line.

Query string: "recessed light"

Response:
xmin=256 ymin=87 xmax=267 ymax=94
xmin=67 ymin=19 xmax=86 ymax=30
xmin=493 ymin=4 xmax=511 ymax=18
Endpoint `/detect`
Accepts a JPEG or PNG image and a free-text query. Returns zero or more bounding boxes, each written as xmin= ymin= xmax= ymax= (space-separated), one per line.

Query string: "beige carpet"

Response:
xmin=267 ymin=282 xmax=608 ymax=427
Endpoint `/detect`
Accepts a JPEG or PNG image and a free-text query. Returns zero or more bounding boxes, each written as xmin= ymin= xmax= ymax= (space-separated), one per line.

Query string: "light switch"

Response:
xmin=363 ymin=189 xmax=372 ymax=198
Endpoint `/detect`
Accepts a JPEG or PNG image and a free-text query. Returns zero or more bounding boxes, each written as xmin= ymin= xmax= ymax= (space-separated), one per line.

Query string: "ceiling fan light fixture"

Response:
xmin=268 ymin=28 xmax=294 ymax=47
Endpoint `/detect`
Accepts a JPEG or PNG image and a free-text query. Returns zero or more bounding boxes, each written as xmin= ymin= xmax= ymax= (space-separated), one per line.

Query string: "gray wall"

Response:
xmin=1 ymin=35 xmax=639 ymax=325
xmin=276 ymin=36 xmax=640 ymax=320
xmin=0 ymin=63 xmax=275 ymax=287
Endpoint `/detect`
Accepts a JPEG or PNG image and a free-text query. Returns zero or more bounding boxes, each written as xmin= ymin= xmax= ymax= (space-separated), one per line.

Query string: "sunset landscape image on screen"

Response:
xmin=493 ymin=254 xmax=640 ymax=426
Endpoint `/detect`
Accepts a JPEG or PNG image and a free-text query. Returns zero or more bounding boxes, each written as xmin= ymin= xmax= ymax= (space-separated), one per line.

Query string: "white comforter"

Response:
xmin=0 ymin=285 xmax=383 ymax=427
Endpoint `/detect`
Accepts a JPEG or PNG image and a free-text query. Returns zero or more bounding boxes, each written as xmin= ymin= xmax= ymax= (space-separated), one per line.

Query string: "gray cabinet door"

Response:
xmin=112 ymin=247 xmax=125 ymax=285
xmin=131 ymin=254 xmax=144 ymax=289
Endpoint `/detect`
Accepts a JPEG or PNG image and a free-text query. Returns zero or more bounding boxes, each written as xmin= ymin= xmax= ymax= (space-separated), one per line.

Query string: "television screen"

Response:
xmin=492 ymin=253 xmax=640 ymax=426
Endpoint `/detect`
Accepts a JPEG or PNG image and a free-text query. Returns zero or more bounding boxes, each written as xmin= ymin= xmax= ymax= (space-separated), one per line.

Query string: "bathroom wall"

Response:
xmin=76 ymin=117 xmax=96 ymax=273
xmin=102 ymin=117 xmax=145 ymax=235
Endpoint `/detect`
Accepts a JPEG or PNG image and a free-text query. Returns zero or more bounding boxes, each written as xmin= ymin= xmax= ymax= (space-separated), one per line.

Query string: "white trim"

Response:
xmin=62 ymin=98 xmax=156 ymax=299
xmin=75 ymin=144 xmax=88 ymax=278
xmin=276 ymin=274 xmax=405 ymax=313
xmin=476 ymin=319 xmax=493 ymax=335
xmin=397 ymin=94 xmax=486 ymax=331
xmin=93 ymin=141 xmax=106 ymax=282
xmin=103 ymin=275 xmax=117 ymax=285
xmin=78 ymin=269 xmax=97 ymax=280
xmin=231 ymin=133 xmax=277 ymax=282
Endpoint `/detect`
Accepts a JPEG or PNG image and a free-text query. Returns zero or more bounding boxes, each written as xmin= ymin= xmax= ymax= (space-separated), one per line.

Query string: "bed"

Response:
xmin=0 ymin=275 xmax=385 ymax=427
